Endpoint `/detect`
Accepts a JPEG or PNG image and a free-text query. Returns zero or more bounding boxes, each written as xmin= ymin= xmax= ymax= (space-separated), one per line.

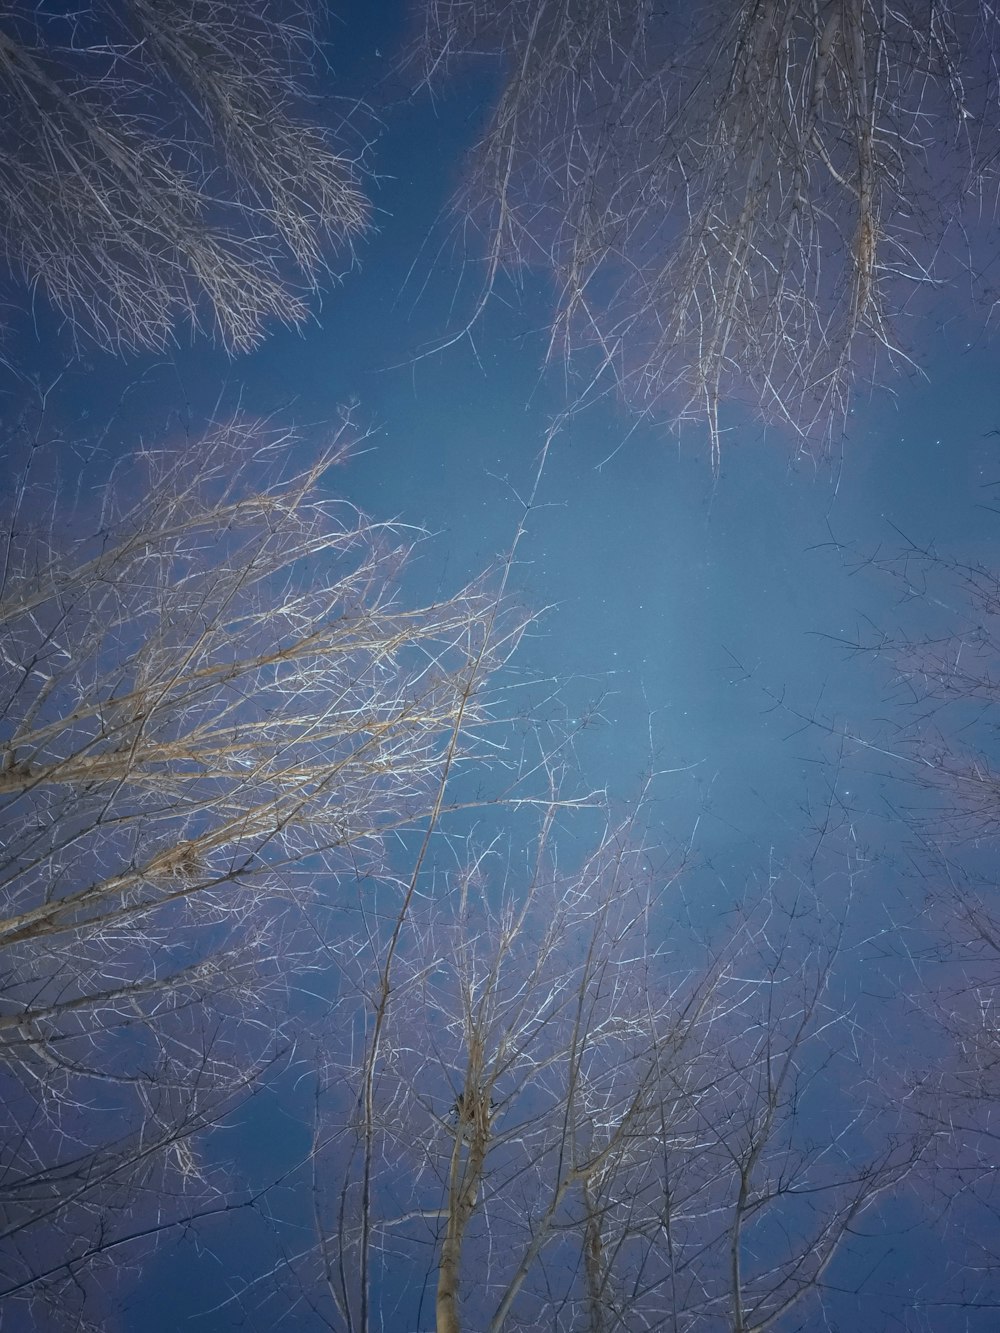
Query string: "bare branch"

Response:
xmin=0 ymin=409 xmax=521 ymax=1323
xmin=412 ymin=0 xmax=995 ymax=462
xmin=0 ymin=0 xmax=369 ymax=352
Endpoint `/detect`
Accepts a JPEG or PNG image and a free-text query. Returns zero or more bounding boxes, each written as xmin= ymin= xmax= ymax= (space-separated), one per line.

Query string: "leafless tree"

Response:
xmin=857 ymin=530 xmax=1000 ymax=847
xmin=0 ymin=0 xmax=368 ymax=353
xmin=413 ymin=0 xmax=996 ymax=465
xmin=254 ymin=808 xmax=920 ymax=1332
xmin=842 ymin=526 xmax=1000 ymax=1322
xmin=899 ymin=886 xmax=1000 ymax=1325
xmin=0 ymin=411 xmax=523 ymax=1325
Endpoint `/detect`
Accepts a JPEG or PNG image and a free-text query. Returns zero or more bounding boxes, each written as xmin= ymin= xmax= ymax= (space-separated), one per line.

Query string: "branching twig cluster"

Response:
xmin=275 ymin=815 xmax=918 ymax=1333
xmin=0 ymin=413 xmax=521 ymax=1322
xmin=414 ymin=0 xmax=994 ymax=463
xmin=0 ymin=0 xmax=369 ymax=351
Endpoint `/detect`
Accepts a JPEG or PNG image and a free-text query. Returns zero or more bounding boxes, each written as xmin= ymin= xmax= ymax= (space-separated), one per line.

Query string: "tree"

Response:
xmin=0 ymin=410 xmax=522 ymax=1326
xmin=905 ymin=887 xmax=1000 ymax=1322
xmin=251 ymin=808 xmax=919 ymax=1332
xmin=0 ymin=0 xmax=368 ymax=352
xmin=846 ymin=528 xmax=1000 ymax=1321
xmin=414 ymin=0 xmax=995 ymax=464
xmin=859 ymin=531 xmax=1000 ymax=845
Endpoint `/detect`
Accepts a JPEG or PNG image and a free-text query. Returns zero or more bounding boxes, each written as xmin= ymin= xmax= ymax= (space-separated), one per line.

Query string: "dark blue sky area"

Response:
xmin=5 ymin=3 xmax=1000 ymax=1329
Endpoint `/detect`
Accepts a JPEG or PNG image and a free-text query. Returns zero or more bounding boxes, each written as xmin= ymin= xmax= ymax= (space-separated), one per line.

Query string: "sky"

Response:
xmin=3 ymin=1 xmax=1000 ymax=1330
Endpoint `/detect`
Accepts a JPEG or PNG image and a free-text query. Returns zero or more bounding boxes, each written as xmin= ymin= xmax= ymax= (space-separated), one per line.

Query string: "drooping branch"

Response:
xmin=0 ymin=0 xmax=369 ymax=351
xmin=414 ymin=0 xmax=994 ymax=461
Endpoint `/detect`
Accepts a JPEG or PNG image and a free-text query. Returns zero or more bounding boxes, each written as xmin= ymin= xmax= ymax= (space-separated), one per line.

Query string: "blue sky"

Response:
xmin=4 ymin=2 xmax=1000 ymax=1329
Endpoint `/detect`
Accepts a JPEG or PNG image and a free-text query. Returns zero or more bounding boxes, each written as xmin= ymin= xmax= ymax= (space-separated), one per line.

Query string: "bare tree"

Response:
xmin=899 ymin=887 xmax=1000 ymax=1325
xmin=857 ymin=530 xmax=1000 ymax=846
xmin=413 ymin=0 xmax=996 ymax=464
xmin=0 ymin=0 xmax=368 ymax=352
xmin=0 ymin=411 xmax=522 ymax=1325
xmin=841 ymin=527 xmax=1000 ymax=1323
xmin=256 ymin=810 xmax=919 ymax=1332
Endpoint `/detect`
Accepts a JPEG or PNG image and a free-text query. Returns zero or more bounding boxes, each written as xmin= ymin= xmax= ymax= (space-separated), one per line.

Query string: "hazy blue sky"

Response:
xmin=5 ymin=2 xmax=1000 ymax=1328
